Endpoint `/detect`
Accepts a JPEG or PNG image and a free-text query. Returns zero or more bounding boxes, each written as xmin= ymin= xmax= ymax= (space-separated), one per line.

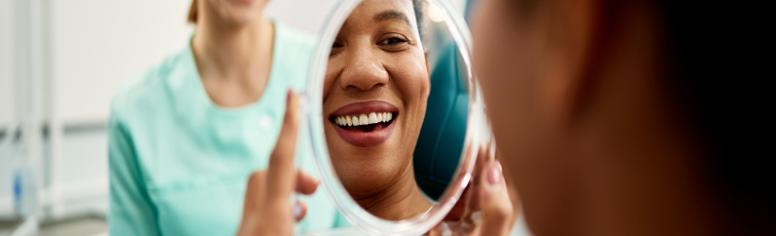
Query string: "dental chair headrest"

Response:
xmin=414 ymin=42 xmax=469 ymax=200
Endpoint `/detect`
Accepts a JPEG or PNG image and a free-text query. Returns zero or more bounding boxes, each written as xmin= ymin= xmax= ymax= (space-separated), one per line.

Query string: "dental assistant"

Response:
xmin=107 ymin=0 xmax=339 ymax=235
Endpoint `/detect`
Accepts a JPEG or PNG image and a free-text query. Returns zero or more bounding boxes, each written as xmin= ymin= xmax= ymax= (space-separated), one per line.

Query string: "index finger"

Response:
xmin=266 ymin=90 xmax=302 ymax=203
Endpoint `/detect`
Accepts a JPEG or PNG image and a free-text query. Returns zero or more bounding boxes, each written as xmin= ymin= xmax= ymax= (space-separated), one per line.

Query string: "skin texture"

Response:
xmin=472 ymin=0 xmax=723 ymax=235
xmin=322 ymin=0 xmax=432 ymax=220
xmin=192 ymin=0 xmax=275 ymax=107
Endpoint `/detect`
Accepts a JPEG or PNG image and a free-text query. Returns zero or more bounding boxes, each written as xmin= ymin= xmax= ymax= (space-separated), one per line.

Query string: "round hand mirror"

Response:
xmin=304 ymin=0 xmax=493 ymax=234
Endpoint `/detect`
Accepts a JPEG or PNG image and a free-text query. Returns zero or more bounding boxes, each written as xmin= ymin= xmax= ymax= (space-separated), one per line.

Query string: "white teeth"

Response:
xmin=368 ymin=113 xmax=378 ymax=124
xmin=333 ymin=112 xmax=395 ymax=127
xmin=351 ymin=116 xmax=359 ymax=126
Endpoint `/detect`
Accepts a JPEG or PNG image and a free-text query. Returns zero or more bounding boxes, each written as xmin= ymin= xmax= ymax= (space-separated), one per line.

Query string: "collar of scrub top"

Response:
xmin=166 ymin=24 xmax=287 ymax=127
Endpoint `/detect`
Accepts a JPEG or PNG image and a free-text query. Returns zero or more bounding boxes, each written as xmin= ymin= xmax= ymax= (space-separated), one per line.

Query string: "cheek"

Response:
xmin=323 ymin=66 xmax=337 ymax=99
xmin=386 ymin=54 xmax=429 ymax=105
xmin=472 ymin=1 xmax=544 ymax=174
xmin=324 ymin=57 xmax=346 ymax=100
xmin=473 ymin=4 xmax=509 ymax=87
xmin=473 ymin=14 xmax=518 ymax=132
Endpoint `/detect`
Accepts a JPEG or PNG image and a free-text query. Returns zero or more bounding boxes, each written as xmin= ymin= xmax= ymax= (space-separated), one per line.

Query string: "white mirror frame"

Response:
xmin=303 ymin=0 xmax=492 ymax=234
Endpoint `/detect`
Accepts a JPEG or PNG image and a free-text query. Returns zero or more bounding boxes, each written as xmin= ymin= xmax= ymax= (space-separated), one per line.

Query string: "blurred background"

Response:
xmin=0 ymin=0 xmax=468 ymax=235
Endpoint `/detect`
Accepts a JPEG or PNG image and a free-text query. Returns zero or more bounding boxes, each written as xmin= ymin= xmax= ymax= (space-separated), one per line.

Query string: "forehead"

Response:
xmin=342 ymin=0 xmax=417 ymax=30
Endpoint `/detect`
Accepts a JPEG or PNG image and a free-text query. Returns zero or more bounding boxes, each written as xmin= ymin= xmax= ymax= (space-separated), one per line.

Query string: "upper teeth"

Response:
xmin=334 ymin=112 xmax=393 ymax=127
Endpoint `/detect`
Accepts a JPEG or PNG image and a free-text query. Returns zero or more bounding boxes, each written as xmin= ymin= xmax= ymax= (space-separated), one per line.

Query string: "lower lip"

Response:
xmin=332 ymin=120 xmax=396 ymax=147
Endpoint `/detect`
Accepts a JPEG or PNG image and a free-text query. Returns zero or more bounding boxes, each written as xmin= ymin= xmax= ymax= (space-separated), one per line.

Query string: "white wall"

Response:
xmin=266 ymin=0 xmax=339 ymax=34
xmin=52 ymin=0 xmax=339 ymax=125
xmin=51 ymin=0 xmax=194 ymax=124
xmin=0 ymin=0 xmax=15 ymax=127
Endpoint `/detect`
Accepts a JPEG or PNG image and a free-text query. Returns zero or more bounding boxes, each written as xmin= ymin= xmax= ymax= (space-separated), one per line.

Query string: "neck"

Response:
xmin=193 ymin=14 xmax=273 ymax=79
xmin=568 ymin=4 xmax=725 ymax=236
xmin=355 ymin=164 xmax=432 ymax=220
xmin=191 ymin=6 xmax=274 ymax=107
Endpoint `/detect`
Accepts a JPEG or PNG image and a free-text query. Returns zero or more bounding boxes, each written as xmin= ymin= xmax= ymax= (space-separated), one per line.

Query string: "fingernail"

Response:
xmin=487 ymin=161 xmax=503 ymax=185
xmin=292 ymin=202 xmax=302 ymax=218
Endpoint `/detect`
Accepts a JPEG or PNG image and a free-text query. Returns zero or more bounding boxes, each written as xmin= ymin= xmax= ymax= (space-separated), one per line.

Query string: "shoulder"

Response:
xmin=273 ymin=22 xmax=317 ymax=91
xmin=110 ymin=47 xmax=190 ymax=124
xmin=276 ymin=21 xmax=316 ymax=55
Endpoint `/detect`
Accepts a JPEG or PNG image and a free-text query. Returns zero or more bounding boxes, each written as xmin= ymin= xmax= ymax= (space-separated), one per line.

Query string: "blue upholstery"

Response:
xmin=413 ymin=42 xmax=469 ymax=200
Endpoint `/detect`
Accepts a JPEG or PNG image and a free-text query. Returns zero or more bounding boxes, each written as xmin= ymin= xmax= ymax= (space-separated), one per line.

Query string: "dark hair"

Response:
xmin=507 ymin=0 xmax=773 ymax=233
xmin=656 ymin=1 xmax=774 ymax=234
xmin=498 ymin=0 xmax=772 ymax=233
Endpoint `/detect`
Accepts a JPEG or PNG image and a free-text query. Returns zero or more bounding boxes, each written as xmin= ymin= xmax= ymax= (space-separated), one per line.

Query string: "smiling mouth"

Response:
xmin=329 ymin=111 xmax=398 ymax=132
xmin=327 ymin=101 xmax=399 ymax=147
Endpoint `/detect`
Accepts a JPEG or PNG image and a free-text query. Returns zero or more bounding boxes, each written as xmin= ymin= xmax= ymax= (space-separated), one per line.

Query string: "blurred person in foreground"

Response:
xmin=471 ymin=0 xmax=773 ymax=235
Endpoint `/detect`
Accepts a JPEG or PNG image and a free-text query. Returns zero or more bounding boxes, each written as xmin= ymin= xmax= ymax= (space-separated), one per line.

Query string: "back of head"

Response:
xmin=656 ymin=1 xmax=773 ymax=234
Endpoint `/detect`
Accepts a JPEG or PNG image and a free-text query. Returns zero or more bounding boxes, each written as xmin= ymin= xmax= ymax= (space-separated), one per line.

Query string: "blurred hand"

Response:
xmin=237 ymin=91 xmax=319 ymax=236
xmin=429 ymin=143 xmax=518 ymax=236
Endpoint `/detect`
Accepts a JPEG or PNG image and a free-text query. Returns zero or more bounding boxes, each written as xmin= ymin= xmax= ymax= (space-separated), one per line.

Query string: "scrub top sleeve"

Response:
xmin=107 ymin=108 xmax=161 ymax=236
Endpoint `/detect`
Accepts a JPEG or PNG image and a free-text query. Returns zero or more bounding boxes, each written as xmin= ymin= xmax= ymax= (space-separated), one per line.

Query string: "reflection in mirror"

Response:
xmin=321 ymin=0 xmax=469 ymax=221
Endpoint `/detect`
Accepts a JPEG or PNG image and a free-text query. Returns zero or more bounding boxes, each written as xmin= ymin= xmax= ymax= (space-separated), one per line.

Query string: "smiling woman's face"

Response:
xmin=323 ymin=0 xmax=430 ymax=198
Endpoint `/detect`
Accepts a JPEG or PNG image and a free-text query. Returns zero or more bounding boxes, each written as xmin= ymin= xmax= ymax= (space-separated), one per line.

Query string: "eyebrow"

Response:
xmin=373 ymin=10 xmax=411 ymax=26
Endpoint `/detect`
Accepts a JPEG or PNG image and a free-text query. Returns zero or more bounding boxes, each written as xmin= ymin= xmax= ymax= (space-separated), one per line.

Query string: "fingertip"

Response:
xmin=487 ymin=161 xmax=503 ymax=185
xmin=296 ymin=171 xmax=320 ymax=195
xmin=286 ymin=89 xmax=300 ymax=114
xmin=286 ymin=89 xmax=296 ymax=104
xmin=477 ymin=161 xmax=514 ymax=234
xmin=478 ymin=161 xmax=509 ymax=210
xmin=286 ymin=91 xmax=300 ymax=124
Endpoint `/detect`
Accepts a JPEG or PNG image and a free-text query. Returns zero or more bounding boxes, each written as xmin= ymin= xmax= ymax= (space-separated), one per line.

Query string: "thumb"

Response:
xmin=477 ymin=160 xmax=513 ymax=236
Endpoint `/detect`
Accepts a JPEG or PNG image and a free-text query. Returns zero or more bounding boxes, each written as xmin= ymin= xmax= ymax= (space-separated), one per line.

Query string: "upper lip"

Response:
xmin=328 ymin=101 xmax=399 ymax=119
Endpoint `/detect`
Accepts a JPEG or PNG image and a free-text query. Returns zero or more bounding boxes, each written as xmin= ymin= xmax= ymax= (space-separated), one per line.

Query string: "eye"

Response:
xmin=377 ymin=34 xmax=411 ymax=52
xmin=332 ymin=41 xmax=344 ymax=49
xmin=330 ymin=40 xmax=344 ymax=56
xmin=379 ymin=36 xmax=408 ymax=46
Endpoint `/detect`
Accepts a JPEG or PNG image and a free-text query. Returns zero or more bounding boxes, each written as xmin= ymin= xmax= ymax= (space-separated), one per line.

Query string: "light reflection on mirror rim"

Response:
xmin=303 ymin=0 xmax=491 ymax=234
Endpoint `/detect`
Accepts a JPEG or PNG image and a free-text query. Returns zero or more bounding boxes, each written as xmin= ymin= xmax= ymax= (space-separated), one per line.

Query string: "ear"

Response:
xmin=540 ymin=0 xmax=602 ymax=126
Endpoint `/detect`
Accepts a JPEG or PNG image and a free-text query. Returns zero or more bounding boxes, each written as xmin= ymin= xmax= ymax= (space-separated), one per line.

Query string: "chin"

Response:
xmin=340 ymin=167 xmax=391 ymax=194
xmin=333 ymin=153 xmax=403 ymax=189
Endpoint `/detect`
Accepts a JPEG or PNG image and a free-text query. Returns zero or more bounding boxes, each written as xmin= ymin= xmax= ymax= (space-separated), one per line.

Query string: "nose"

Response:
xmin=338 ymin=45 xmax=389 ymax=91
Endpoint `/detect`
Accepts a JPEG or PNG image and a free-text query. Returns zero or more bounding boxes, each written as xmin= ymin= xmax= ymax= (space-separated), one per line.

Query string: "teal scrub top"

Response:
xmin=108 ymin=21 xmax=343 ymax=236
